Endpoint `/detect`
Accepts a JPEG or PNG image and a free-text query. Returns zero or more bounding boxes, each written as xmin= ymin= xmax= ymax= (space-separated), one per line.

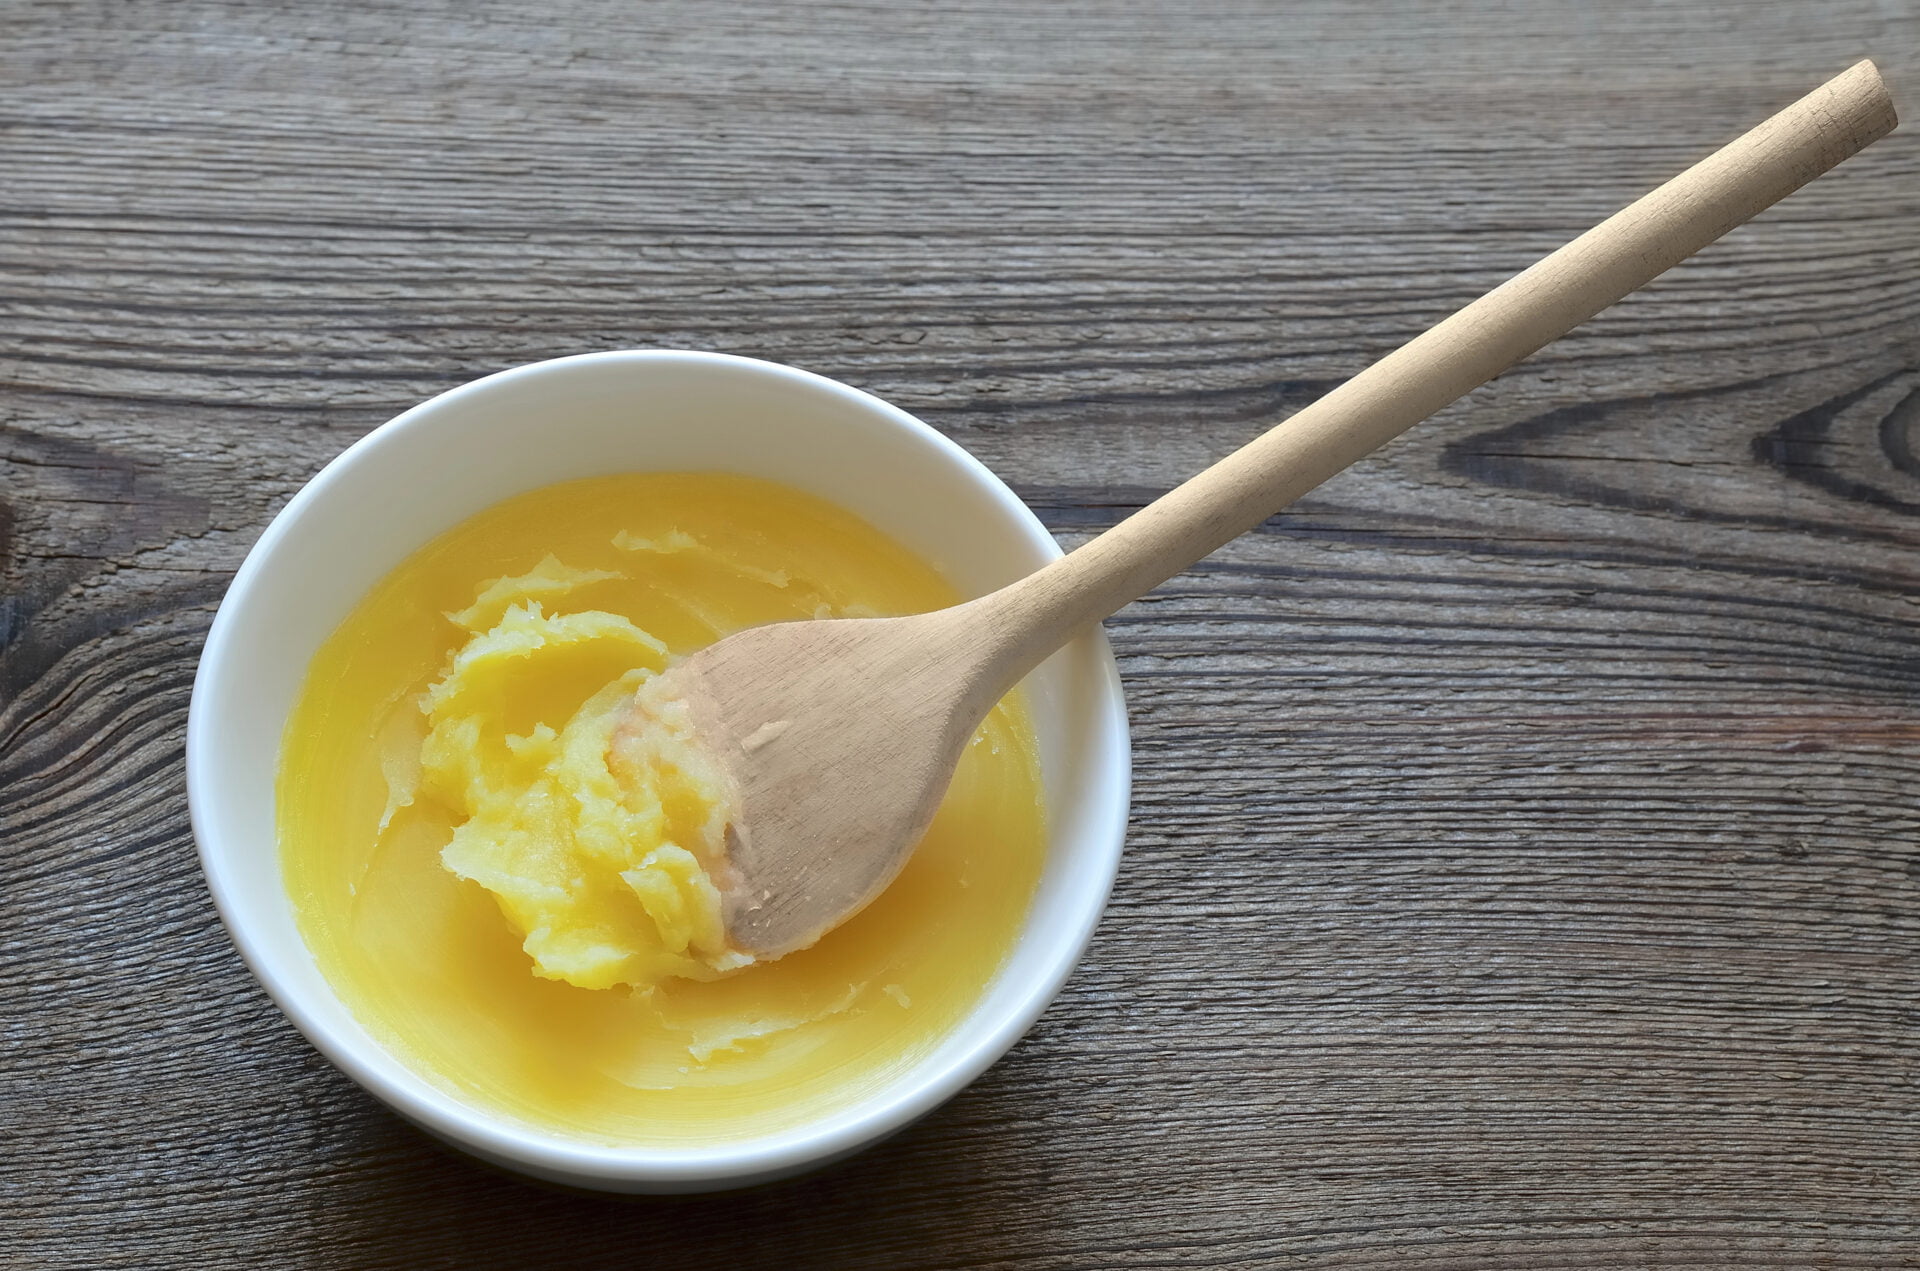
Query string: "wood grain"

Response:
xmin=3 ymin=0 xmax=1917 ymax=1266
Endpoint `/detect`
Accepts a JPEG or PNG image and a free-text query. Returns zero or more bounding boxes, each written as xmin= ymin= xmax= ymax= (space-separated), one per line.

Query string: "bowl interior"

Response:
xmin=188 ymin=351 xmax=1129 ymax=1189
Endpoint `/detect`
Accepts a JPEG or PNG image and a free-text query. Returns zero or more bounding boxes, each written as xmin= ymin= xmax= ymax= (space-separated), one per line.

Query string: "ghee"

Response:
xmin=278 ymin=473 xmax=1046 ymax=1144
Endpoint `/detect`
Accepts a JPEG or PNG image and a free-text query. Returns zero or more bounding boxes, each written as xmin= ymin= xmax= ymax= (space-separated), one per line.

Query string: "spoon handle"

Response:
xmin=975 ymin=59 xmax=1897 ymax=673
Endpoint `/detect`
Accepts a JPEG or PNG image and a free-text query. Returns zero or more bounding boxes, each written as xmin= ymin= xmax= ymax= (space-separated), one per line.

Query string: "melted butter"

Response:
xmin=277 ymin=473 xmax=1046 ymax=1144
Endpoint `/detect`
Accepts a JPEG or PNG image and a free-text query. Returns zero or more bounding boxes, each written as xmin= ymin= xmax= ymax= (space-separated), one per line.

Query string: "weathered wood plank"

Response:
xmin=3 ymin=0 xmax=1917 ymax=1266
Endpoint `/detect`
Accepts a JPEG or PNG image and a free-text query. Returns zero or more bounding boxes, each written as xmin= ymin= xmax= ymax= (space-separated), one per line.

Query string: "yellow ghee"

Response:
xmin=278 ymin=473 xmax=1046 ymax=1144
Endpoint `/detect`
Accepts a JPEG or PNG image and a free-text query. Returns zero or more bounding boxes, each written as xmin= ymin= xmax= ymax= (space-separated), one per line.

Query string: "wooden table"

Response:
xmin=6 ymin=2 xmax=1917 ymax=1266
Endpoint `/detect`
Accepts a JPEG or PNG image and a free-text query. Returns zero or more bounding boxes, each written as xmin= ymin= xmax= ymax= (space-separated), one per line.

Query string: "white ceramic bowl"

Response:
xmin=187 ymin=350 xmax=1130 ymax=1192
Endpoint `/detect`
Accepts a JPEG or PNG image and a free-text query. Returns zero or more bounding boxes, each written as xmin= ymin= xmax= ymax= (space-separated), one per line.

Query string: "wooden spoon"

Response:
xmin=630 ymin=61 xmax=1898 ymax=960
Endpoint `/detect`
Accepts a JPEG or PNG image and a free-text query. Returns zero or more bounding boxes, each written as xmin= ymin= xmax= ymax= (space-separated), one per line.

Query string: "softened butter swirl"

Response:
xmin=418 ymin=555 xmax=747 ymax=990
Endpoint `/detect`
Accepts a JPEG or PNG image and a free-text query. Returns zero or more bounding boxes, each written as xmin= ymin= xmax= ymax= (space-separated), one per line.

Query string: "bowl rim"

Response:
xmin=186 ymin=349 xmax=1131 ymax=1188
